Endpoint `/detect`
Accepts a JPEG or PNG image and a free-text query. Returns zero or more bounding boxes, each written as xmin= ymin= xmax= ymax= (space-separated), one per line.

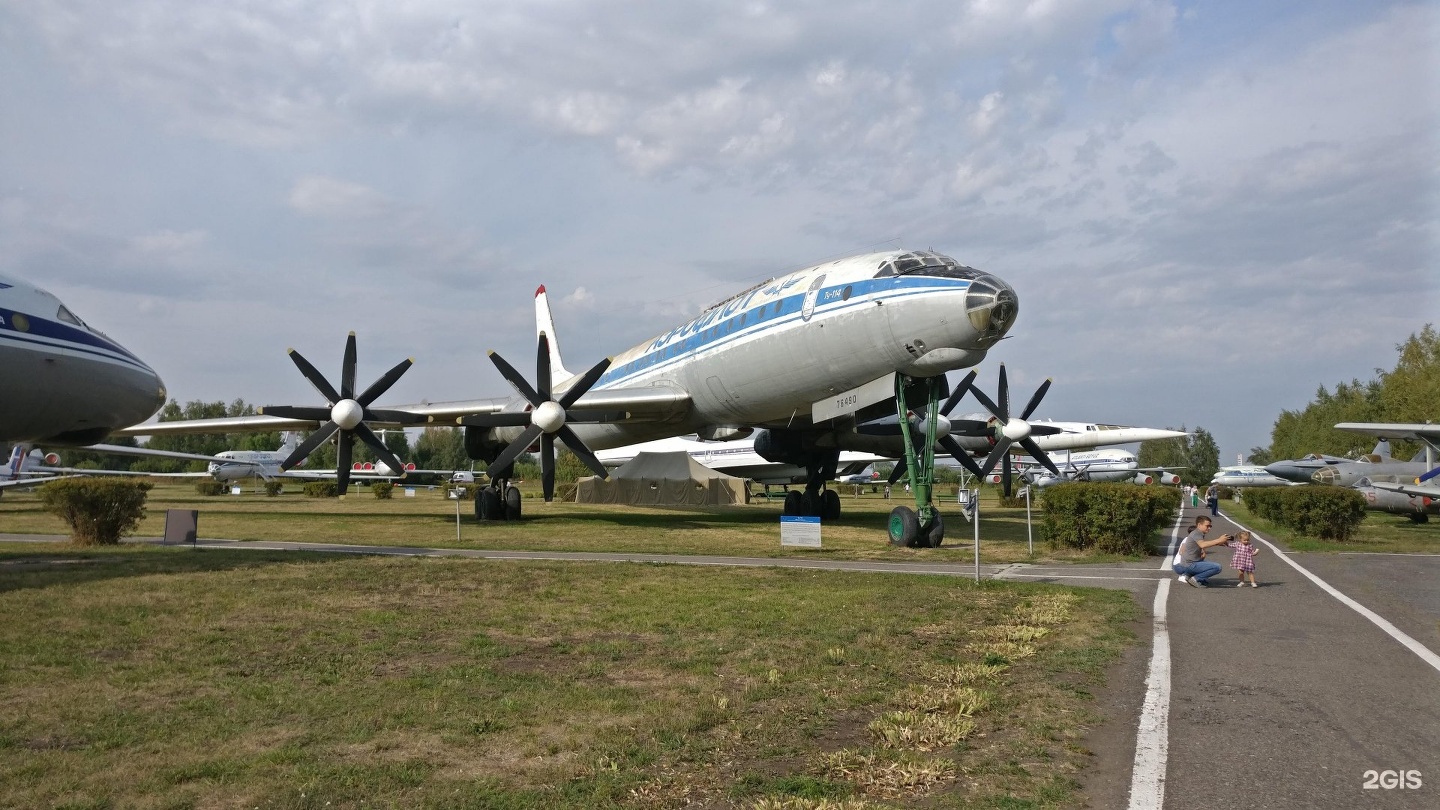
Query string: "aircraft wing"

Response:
xmin=81 ymin=443 xmax=265 ymax=467
xmin=113 ymin=387 xmax=692 ymax=437
xmin=1334 ymin=422 xmax=1440 ymax=448
xmin=1371 ymin=481 xmax=1440 ymax=499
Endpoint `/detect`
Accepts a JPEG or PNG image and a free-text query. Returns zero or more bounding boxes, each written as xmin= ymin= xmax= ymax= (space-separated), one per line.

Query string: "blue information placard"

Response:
xmin=780 ymin=515 xmax=822 ymax=547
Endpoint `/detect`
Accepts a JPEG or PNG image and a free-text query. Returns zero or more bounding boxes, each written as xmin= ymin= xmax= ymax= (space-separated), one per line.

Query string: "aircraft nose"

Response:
xmin=964 ymin=275 xmax=1019 ymax=344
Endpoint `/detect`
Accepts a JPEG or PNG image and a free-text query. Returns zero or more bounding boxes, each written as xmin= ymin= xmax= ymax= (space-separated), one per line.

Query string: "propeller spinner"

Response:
xmin=969 ymin=364 xmax=1064 ymax=497
xmin=458 ymin=333 xmax=623 ymax=501
xmin=258 ymin=332 xmax=426 ymax=495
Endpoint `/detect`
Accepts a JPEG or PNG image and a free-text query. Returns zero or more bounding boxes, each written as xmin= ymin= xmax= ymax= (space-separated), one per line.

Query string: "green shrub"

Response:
xmin=1245 ymin=485 xmax=1365 ymax=540
xmin=194 ymin=480 xmax=226 ymax=496
xmin=37 ymin=478 xmax=154 ymax=546
xmin=303 ymin=480 xmax=339 ymax=498
xmin=1042 ymin=483 xmax=1181 ymax=555
xmin=372 ymin=481 xmax=394 ymax=499
xmin=263 ymin=480 xmax=284 ymax=497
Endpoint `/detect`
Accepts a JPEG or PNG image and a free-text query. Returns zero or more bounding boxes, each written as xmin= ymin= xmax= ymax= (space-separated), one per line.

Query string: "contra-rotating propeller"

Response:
xmin=969 ymin=364 xmax=1064 ymax=497
xmin=457 ymin=334 xmax=623 ymax=502
xmin=258 ymin=332 xmax=427 ymax=496
xmin=868 ymin=370 xmax=988 ymax=486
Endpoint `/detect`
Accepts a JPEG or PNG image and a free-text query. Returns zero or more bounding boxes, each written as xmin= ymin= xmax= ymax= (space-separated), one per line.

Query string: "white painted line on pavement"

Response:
xmin=1127 ymin=576 xmax=1171 ymax=810
xmin=1223 ymin=511 xmax=1440 ymax=675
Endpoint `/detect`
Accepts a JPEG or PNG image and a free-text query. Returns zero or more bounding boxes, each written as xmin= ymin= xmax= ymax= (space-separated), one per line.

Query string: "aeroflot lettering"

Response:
xmin=648 ymin=282 xmax=789 ymax=351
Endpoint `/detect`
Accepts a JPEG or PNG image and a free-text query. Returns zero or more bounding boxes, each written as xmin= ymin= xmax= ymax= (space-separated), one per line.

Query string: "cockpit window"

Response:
xmin=56 ymin=305 xmax=85 ymax=327
xmin=873 ymin=250 xmax=987 ymax=280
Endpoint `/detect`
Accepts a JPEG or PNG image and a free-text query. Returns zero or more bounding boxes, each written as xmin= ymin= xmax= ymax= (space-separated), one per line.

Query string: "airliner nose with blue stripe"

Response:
xmin=0 ymin=274 xmax=166 ymax=444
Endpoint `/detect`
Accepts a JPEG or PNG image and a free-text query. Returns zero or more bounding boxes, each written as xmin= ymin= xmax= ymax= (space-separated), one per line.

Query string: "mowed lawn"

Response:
xmin=0 ymin=481 xmax=1110 ymax=565
xmin=0 ymin=543 xmax=1139 ymax=809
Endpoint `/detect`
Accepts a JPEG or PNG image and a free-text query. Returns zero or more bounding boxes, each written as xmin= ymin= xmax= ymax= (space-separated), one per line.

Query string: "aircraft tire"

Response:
xmin=821 ymin=490 xmax=842 ymax=521
xmin=1408 ymin=513 xmax=1429 ymax=524
xmin=800 ymin=491 xmax=821 ymax=517
xmin=477 ymin=487 xmax=502 ymax=521
xmin=783 ymin=490 xmax=803 ymax=516
xmin=888 ymin=506 xmax=919 ymax=547
xmin=504 ymin=486 xmax=523 ymax=521
xmin=920 ymin=511 xmax=944 ymax=548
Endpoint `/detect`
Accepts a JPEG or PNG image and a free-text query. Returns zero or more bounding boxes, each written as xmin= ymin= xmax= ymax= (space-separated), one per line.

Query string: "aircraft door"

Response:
xmin=800 ymin=274 xmax=826 ymax=322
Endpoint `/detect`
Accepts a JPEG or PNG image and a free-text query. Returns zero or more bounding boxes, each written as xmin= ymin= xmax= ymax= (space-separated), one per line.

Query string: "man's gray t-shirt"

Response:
xmin=1178 ymin=530 xmax=1206 ymax=563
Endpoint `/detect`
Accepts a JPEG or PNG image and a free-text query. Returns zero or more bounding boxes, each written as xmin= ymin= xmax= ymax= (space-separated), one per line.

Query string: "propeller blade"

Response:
xmin=557 ymin=356 xmax=614 ymax=409
xmin=947 ymin=419 xmax=991 ymax=436
xmin=980 ymin=438 xmax=1013 ymax=476
xmin=855 ymin=418 xmax=906 ymax=436
xmin=488 ymin=351 xmax=544 ymax=407
xmin=457 ymin=412 xmax=533 ymax=428
xmin=281 ymin=422 xmax=340 ymax=470
xmin=1019 ymin=378 xmax=1052 ymax=421
xmin=356 ymin=358 xmax=414 ymax=406
xmin=336 ymin=435 xmax=353 ymax=495
xmin=540 ymin=433 xmax=555 ymax=501
xmin=485 ymin=424 xmax=545 ymax=479
xmin=288 ymin=349 xmax=342 ymax=404
xmin=355 ymin=423 xmax=407 ymax=479
xmin=940 ymin=370 xmax=978 ymax=415
xmin=362 ymin=408 xmax=428 ymax=425
xmin=557 ymin=426 xmax=610 ymax=478
xmin=968 ymin=386 xmax=1004 ymax=422
xmin=1002 ymin=452 xmax=1013 ymax=497
xmin=257 ymin=405 xmax=331 ymax=422
xmin=536 ymin=334 xmax=552 ymax=403
xmin=888 ymin=457 xmax=908 ymax=485
xmin=564 ymin=409 xmax=629 ymax=424
xmin=938 ymin=436 xmax=985 ymax=477
xmin=340 ymin=332 xmax=358 ymax=400
xmin=1019 ymin=438 xmax=1061 ymax=476
xmin=997 ymin=364 xmax=1010 ymax=421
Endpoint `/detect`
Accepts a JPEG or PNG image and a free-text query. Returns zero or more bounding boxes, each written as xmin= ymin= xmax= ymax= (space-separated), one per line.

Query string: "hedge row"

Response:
xmin=1241 ymin=485 xmax=1367 ymax=540
xmin=1041 ymin=483 xmax=1182 ymax=555
xmin=37 ymin=478 xmax=153 ymax=546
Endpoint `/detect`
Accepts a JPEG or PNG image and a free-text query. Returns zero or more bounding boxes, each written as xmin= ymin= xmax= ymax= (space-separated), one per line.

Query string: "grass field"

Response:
xmin=0 ymin=542 xmax=1139 ymax=808
xmin=0 ymin=481 xmax=1130 ymax=565
xmin=1218 ymin=498 xmax=1440 ymax=554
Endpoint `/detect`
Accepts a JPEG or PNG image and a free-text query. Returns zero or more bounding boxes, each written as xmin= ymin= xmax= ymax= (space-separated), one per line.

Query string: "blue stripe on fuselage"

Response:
xmin=0 ymin=308 xmax=156 ymax=374
xmin=594 ymin=275 xmax=969 ymax=389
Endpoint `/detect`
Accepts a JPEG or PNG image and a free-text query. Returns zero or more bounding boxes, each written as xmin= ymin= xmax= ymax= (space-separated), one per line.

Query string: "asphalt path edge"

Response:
xmin=1223 ymin=509 xmax=1440 ymax=674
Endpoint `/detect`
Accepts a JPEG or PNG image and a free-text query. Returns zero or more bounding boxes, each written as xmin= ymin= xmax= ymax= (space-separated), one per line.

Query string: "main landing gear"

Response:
xmin=781 ymin=458 xmax=842 ymax=520
xmin=474 ymin=469 xmax=523 ymax=522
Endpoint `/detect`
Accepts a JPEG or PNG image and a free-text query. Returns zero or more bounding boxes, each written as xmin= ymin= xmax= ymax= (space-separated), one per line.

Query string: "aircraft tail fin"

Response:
xmin=279 ymin=432 xmax=301 ymax=455
xmin=534 ymin=285 xmax=575 ymax=387
xmin=1371 ymin=439 xmax=1391 ymax=460
xmin=4 ymin=444 xmax=26 ymax=481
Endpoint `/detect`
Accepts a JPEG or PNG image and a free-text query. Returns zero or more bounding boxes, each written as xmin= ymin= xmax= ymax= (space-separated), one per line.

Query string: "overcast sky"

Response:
xmin=2 ymin=0 xmax=1435 ymax=463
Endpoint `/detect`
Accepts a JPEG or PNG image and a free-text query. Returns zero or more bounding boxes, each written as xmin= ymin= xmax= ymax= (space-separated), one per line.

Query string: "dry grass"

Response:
xmin=0 ymin=541 xmax=1139 ymax=808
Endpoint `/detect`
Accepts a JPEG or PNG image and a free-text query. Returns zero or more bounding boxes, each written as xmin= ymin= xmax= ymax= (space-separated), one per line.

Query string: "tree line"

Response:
xmin=1256 ymin=325 xmax=1437 ymax=464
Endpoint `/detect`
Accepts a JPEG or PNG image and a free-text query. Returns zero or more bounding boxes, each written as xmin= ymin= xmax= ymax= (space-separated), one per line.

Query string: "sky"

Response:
xmin=2 ymin=0 xmax=1435 ymax=465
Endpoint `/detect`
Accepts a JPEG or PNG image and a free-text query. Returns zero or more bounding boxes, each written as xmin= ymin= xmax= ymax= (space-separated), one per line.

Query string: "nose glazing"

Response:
xmin=964 ymin=275 xmax=1019 ymax=343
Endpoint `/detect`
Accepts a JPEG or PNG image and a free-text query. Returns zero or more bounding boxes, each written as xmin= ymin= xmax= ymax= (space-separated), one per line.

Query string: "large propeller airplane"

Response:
xmin=116 ymin=249 xmax=1082 ymax=546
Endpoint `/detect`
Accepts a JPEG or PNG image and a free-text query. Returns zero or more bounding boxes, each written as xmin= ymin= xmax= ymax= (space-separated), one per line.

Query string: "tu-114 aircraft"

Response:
xmin=119 ymin=249 xmax=1085 ymax=546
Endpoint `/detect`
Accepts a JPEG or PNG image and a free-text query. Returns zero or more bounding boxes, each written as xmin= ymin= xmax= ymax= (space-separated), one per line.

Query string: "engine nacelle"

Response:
xmin=1132 ymin=473 xmax=1154 ymax=485
xmin=464 ymin=425 xmax=506 ymax=464
xmin=1153 ymin=472 xmax=1180 ymax=486
xmin=698 ymin=425 xmax=753 ymax=442
xmin=404 ymin=462 xmax=416 ymax=471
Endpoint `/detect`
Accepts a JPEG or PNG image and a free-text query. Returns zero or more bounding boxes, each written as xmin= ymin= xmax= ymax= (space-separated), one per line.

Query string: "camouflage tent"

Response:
xmin=575 ymin=451 xmax=748 ymax=506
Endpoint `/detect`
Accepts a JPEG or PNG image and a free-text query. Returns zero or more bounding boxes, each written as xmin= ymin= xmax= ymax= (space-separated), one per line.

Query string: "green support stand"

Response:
xmin=888 ymin=374 xmax=945 ymax=548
